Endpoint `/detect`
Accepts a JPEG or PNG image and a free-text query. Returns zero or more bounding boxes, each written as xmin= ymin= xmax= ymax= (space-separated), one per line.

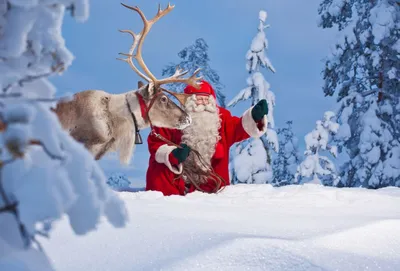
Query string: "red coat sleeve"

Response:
xmin=147 ymin=127 xmax=174 ymax=156
xmin=220 ymin=107 xmax=268 ymax=147
xmin=147 ymin=127 xmax=182 ymax=174
xmin=220 ymin=108 xmax=250 ymax=147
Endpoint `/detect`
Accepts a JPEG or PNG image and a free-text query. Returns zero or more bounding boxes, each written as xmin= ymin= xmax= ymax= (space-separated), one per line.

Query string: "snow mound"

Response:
xmin=43 ymin=184 xmax=400 ymax=271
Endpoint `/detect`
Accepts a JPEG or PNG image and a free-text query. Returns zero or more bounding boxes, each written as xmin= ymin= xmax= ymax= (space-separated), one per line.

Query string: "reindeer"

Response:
xmin=53 ymin=3 xmax=200 ymax=164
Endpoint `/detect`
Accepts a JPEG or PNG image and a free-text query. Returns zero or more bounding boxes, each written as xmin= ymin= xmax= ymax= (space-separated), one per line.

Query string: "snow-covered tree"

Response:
xmin=272 ymin=121 xmax=301 ymax=186
xmin=162 ymin=38 xmax=226 ymax=107
xmin=295 ymin=111 xmax=340 ymax=186
xmin=0 ymin=2 xmax=128 ymax=270
xmin=228 ymin=10 xmax=278 ymax=185
xmin=231 ymin=138 xmax=272 ymax=184
xmin=107 ymin=172 xmax=131 ymax=191
xmin=318 ymin=0 xmax=400 ymax=188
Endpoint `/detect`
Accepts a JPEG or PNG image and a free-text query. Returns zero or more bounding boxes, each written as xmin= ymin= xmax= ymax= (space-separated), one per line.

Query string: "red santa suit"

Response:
xmin=145 ymin=81 xmax=268 ymax=196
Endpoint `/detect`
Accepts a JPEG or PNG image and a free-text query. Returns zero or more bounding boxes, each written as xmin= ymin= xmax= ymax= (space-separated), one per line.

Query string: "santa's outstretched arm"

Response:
xmin=224 ymin=99 xmax=269 ymax=146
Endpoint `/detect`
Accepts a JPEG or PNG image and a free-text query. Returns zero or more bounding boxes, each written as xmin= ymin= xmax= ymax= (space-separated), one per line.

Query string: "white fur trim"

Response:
xmin=155 ymin=144 xmax=183 ymax=175
xmin=242 ymin=107 xmax=268 ymax=138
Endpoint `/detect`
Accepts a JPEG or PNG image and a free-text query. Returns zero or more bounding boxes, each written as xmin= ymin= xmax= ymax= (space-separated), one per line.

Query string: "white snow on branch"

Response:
xmin=0 ymin=1 xmax=128 ymax=271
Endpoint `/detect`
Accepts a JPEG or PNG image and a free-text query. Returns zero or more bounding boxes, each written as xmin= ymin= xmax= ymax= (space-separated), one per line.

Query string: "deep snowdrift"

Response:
xmin=43 ymin=184 xmax=400 ymax=271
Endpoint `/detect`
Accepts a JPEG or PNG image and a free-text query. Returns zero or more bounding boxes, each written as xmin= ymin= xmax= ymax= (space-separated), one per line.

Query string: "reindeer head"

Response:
xmin=136 ymin=81 xmax=192 ymax=129
xmin=117 ymin=3 xmax=201 ymax=130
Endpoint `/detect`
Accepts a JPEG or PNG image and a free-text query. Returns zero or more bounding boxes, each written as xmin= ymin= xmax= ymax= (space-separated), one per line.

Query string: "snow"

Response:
xmin=41 ymin=184 xmax=400 ymax=271
xmin=393 ymin=39 xmax=400 ymax=52
xmin=0 ymin=1 xmax=89 ymax=90
xmin=369 ymin=2 xmax=396 ymax=44
xmin=267 ymin=128 xmax=279 ymax=152
xmin=259 ymin=10 xmax=267 ymax=22
xmin=296 ymin=111 xmax=340 ymax=185
xmin=327 ymin=0 xmax=346 ymax=17
xmin=233 ymin=139 xmax=268 ymax=184
xmin=387 ymin=67 xmax=397 ymax=80
xmin=226 ymin=86 xmax=252 ymax=107
xmin=383 ymin=146 xmax=400 ymax=179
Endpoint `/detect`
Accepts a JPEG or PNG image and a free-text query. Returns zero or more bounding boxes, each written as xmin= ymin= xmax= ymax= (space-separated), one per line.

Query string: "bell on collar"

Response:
xmin=135 ymin=131 xmax=143 ymax=144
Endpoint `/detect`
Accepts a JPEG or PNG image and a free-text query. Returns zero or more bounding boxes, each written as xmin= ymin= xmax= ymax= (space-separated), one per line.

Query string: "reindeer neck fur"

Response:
xmin=116 ymin=87 xmax=152 ymax=131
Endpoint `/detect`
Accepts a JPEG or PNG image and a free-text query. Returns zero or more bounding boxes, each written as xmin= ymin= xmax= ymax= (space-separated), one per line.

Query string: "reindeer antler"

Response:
xmin=117 ymin=3 xmax=202 ymax=89
xmin=117 ymin=30 xmax=151 ymax=82
xmin=157 ymin=67 xmax=203 ymax=89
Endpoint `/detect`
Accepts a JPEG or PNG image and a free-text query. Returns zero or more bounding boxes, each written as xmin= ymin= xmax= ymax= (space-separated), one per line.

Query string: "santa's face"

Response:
xmin=184 ymin=94 xmax=217 ymax=113
xmin=195 ymin=95 xmax=210 ymax=105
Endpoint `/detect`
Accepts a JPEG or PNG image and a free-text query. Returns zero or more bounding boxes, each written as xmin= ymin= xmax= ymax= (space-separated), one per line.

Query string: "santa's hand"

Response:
xmin=171 ymin=143 xmax=191 ymax=163
xmin=251 ymin=99 xmax=269 ymax=122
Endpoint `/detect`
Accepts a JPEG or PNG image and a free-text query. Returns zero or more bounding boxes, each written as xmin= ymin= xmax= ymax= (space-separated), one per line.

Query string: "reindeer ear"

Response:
xmin=138 ymin=81 xmax=145 ymax=89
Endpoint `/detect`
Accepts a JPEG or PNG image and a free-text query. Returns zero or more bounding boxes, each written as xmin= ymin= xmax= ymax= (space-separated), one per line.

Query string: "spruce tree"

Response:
xmin=318 ymin=0 xmax=400 ymax=188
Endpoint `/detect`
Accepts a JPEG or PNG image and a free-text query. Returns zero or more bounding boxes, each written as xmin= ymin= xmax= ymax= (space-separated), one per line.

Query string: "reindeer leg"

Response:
xmin=95 ymin=138 xmax=116 ymax=160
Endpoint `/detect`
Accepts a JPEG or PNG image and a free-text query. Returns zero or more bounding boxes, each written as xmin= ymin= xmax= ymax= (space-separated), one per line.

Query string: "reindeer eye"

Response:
xmin=160 ymin=96 xmax=168 ymax=103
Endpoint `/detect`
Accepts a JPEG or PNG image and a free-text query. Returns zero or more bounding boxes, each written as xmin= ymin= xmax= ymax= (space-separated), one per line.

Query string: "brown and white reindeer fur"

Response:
xmin=53 ymin=83 xmax=191 ymax=164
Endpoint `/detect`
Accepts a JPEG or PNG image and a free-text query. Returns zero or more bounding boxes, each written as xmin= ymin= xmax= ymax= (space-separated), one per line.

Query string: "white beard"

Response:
xmin=181 ymin=95 xmax=221 ymax=174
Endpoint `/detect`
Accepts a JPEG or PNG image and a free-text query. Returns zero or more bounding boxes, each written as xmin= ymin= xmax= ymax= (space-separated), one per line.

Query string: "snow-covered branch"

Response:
xmin=0 ymin=1 xmax=128 ymax=270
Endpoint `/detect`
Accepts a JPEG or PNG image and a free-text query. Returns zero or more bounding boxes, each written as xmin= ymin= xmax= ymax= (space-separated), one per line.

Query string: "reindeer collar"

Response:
xmin=125 ymin=94 xmax=144 ymax=145
xmin=135 ymin=92 xmax=148 ymax=121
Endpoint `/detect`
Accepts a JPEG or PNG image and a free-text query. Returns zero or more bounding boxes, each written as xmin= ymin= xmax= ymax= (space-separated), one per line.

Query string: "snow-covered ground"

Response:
xmin=43 ymin=184 xmax=400 ymax=271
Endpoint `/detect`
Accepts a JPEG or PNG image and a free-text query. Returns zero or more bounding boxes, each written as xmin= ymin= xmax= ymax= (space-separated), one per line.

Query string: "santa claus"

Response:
xmin=146 ymin=80 xmax=269 ymax=196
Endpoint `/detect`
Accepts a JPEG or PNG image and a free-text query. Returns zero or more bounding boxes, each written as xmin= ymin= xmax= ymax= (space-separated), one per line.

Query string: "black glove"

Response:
xmin=171 ymin=143 xmax=191 ymax=163
xmin=251 ymin=99 xmax=269 ymax=122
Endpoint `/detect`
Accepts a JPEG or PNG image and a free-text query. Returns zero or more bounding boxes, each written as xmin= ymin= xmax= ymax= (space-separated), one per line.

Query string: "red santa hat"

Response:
xmin=184 ymin=80 xmax=217 ymax=99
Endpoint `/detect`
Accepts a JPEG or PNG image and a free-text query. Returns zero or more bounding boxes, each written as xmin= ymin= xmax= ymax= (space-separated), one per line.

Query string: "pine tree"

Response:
xmin=228 ymin=10 xmax=278 ymax=185
xmin=272 ymin=121 xmax=301 ymax=186
xmin=162 ymin=38 xmax=226 ymax=107
xmin=318 ymin=0 xmax=400 ymax=188
xmin=295 ymin=112 xmax=340 ymax=186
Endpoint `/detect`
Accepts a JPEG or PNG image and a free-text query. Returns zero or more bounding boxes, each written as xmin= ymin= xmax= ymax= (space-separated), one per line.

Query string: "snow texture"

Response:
xmin=259 ymin=10 xmax=267 ymax=23
xmin=0 ymin=1 xmax=128 ymax=271
xmin=42 ymin=184 xmax=400 ymax=271
xmin=233 ymin=138 xmax=271 ymax=184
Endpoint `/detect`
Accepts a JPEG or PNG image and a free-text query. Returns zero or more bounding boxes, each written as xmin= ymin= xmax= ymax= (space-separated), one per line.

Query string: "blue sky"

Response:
xmin=51 ymin=0 xmax=339 ymax=183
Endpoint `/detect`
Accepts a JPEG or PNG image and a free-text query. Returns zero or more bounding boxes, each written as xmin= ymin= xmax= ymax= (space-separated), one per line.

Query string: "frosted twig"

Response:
xmin=0 ymin=93 xmax=22 ymax=98
xmin=0 ymin=161 xmax=30 ymax=247
xmin=2 ymin=71 xmax=57 ymax=93
xmin=0 ymin=92 xmax=70 ymax=103
xmin=29 ymin=140 xmax=65 ymax=161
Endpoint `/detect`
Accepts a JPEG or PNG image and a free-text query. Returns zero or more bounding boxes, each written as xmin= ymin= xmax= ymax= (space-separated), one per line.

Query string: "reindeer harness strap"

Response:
xmin=125 ymin=94 xmax=143 ymax=144
xmin=125 ymin=91 xmax=164 ymax=145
